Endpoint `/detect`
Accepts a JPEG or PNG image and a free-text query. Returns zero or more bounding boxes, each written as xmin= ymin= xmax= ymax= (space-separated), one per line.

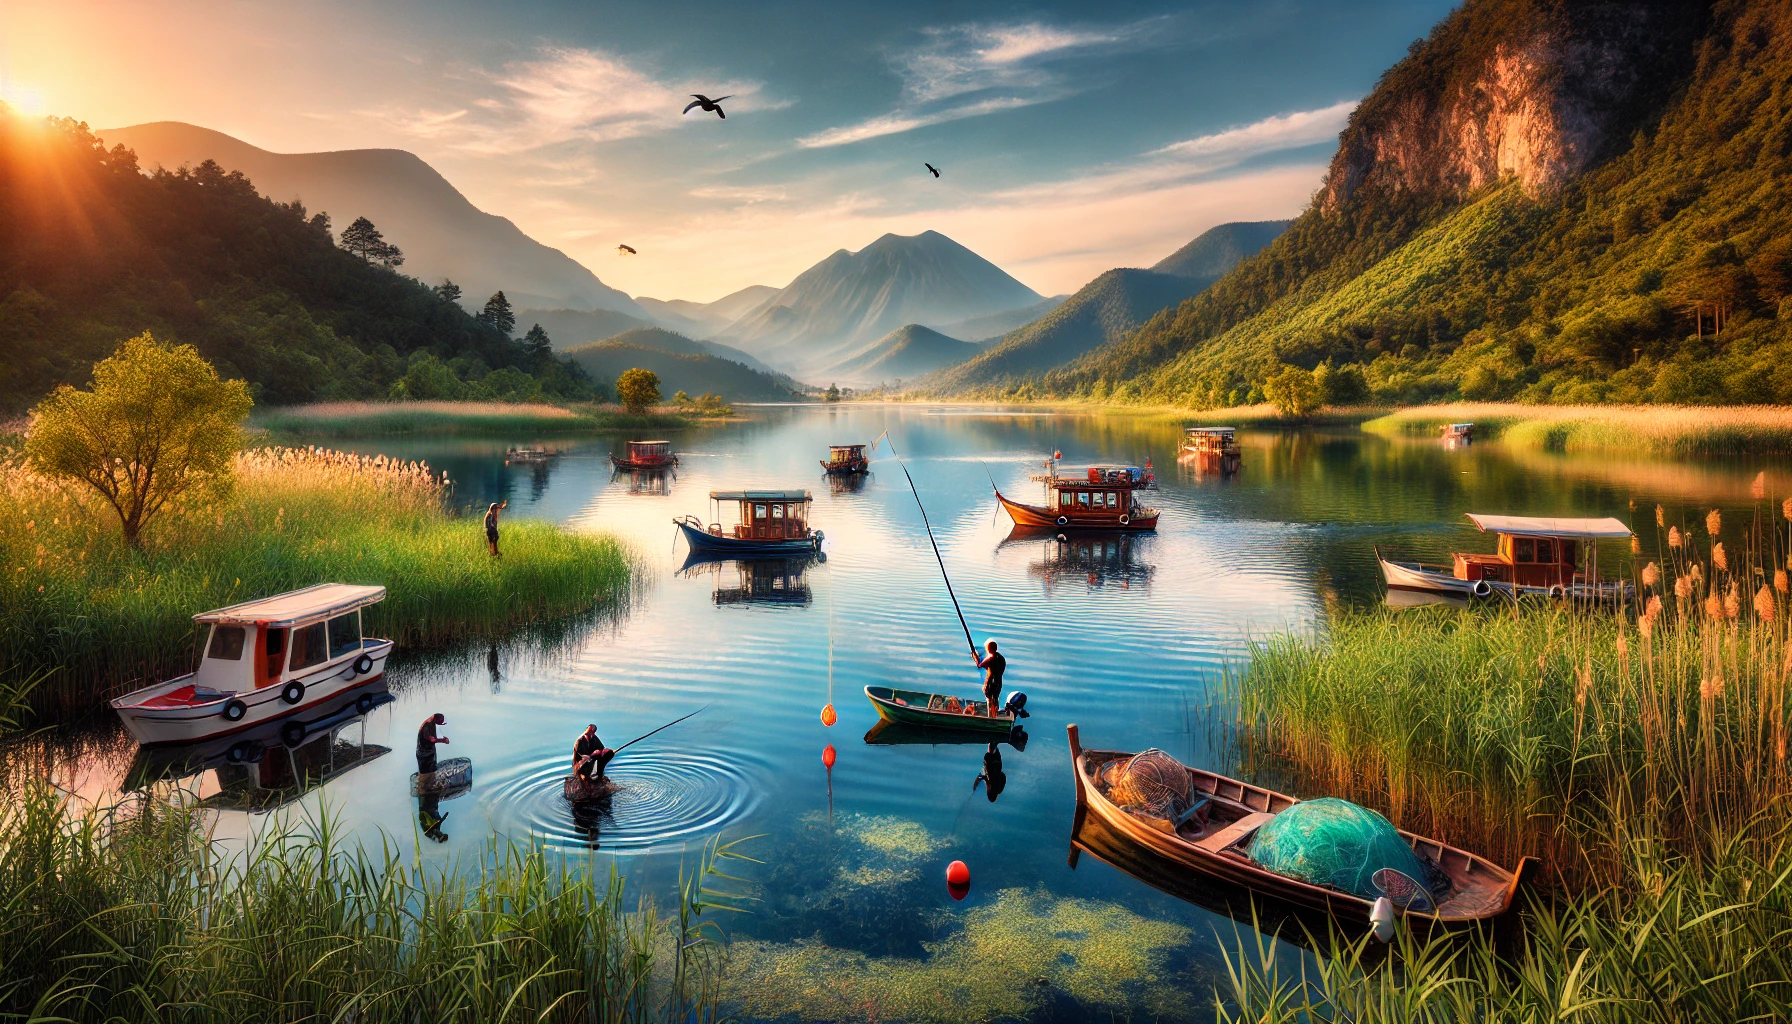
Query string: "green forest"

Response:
xmin=966 ymin=0 xmax=1792 ymax=408
xmin=0 ymin=109 xmax=598 ymax=413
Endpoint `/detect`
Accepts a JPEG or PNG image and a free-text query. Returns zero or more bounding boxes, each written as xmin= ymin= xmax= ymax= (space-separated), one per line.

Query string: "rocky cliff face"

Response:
xmin=1322 ymin=0 xmax=1707 ymax=210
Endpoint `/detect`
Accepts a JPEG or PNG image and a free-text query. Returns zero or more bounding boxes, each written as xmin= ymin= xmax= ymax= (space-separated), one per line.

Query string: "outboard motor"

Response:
xmin=1003 ymin=691 xmax=1030 ymax=719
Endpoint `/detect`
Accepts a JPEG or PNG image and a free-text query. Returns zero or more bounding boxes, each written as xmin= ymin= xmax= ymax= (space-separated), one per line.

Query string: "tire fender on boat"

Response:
xmin=1118 ymin=514 xmax=1129 ymax=526
xmin=222 ymin=699 xmax=247 ymax=721
xmin=1548 ymin=584 xmax=1566 ymax=600
xmin=281 ymin=681 xmax=306 ymax=705
xmin=1471 ymin=579 xmax=1492 ymax=599
xmin=1056 ymin=516 xmax=1068 ymax=526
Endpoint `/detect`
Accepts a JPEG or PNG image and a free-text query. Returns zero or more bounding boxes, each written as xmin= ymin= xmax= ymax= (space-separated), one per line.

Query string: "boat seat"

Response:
xmin=1194 ymin=811 xmax=1275 ymax=853
xmin=136 ymin=685 xmax=229 ymax=709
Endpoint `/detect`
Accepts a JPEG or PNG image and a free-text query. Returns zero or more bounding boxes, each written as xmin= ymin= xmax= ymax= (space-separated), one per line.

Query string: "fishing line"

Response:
xmin=612 ymin=705 xmax=709 ymax=757
xmin=879 ymin=437 xmax=978 ymax=659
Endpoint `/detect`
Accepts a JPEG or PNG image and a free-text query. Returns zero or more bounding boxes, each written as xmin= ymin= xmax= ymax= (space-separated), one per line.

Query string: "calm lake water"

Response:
xmin=29 ymin=405 xmax=1787 ymax=1021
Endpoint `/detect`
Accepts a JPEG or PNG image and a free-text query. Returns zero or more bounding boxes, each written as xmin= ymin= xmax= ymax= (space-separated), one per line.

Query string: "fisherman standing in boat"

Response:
xmin=975 ymin=639 xmax=1006 ymax=716
xmin=572 ymin=723 xmax=614 ymax=783
xmin=417 ymin=712 xmax=449 ymax=775
xmin=484 ymin=501 xmax=507 ymax=557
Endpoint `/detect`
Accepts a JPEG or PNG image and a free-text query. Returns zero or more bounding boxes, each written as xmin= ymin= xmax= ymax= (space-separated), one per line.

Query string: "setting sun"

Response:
xmin=0 ymin=80 xmax=47 ymax=117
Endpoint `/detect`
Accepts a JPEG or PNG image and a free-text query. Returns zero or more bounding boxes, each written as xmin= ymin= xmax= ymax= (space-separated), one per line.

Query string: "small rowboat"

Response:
xmin=1067 ymin=724 xmax=1536 ymax=931
xmin=865 ymin=686 xmax=1019 ymax=735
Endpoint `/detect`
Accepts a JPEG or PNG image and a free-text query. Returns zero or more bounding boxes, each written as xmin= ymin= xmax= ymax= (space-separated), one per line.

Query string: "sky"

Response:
xmin=1 ymin=0 xmax=1456 ymax=303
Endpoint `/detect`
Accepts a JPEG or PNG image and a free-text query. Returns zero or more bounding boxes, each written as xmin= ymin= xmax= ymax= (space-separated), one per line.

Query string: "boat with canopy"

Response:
xmin=610 ymin=439 xmax=678 ymax=471
xmin=1068 ymin=725 xmax=1536 ymax=932
xmin=1378 ymin=513 xmax=1634 ymax=601
xmin=110 ymin=584 xmax=393 ymax=746
xmin=995 ymin=459 xmax=1159 ymax=531
xmin=1180 ymin=427 xmax=1241 ymax=473
xmin=821 ymin=444 xmax=870 ymax=475
xmin=674 ymin=489 xmax=824 ymax=555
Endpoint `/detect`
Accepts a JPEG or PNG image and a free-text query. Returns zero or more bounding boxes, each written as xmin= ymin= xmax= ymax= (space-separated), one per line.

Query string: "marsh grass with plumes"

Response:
xmin=0 ymin=444 xmax=630 ymax=716
xmin=1217 ymin=494 xmax=1792 ymax=1020
xmin=1365 ymin=402 xmax=1792 ymax=455
xmin=255 ymin=400 xmax=700 ymax=437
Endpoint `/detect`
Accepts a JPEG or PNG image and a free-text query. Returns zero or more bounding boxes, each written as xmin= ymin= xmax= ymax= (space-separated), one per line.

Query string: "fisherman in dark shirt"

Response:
xmin=572 ymin=723 xmax=614 ymax=782
xmin=484 ymin=501 xmax=507 ymax=557
xmin=416 ymin=712 xmax=449 ymax=774
xmin=975 ymin=639 xmax=1006 ymax=716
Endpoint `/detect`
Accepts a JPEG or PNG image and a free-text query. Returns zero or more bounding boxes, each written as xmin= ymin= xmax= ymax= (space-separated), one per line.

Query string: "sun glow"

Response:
xmin=1 ymin=80 xmax=49 ymax=117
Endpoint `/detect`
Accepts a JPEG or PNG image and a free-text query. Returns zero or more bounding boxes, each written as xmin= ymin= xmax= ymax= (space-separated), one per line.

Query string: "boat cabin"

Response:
xmin=824 ymin=444 xmax=869 ymax=472
xmin=707 ymin=489 xmax=814 ymax=541
xmin=1049 ymin=468 xmax=1150 ymax=518
xmin=189 ymin=584 xmax=386 ymax=696
xmin=1452 ymin=514 xmax=1630 ymax=589
xmin=1183 ymin=427 xmax=1240 ymax=456
xmin=1442 ymin=423 xmax=1474 ymax=440
xmin=628 ymin=440 xmax=674 ymax=463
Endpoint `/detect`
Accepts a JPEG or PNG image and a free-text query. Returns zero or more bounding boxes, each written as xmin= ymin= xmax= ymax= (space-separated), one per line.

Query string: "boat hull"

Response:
xmin=994 ymin=489 xmax=1158 ymax=531
xmin=865 ymin=686 xmax=1019 ymax=734
xmin=1066 ymin=724 xmax=1535 ymax=931
xmin=676 ymin=518 xmax=823 ymax=556
xmin=111 ymin=640 xmax=394 ymax=747
xmin=1378 ymin=551 xmax=1632 ymax=603
xmin=610 ymin=455 xmax=677 ymax=470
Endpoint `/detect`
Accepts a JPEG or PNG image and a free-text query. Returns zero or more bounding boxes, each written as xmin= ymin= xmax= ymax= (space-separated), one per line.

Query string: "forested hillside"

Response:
xmin=0 ymin=109 xmax=594 ymax=411
xmin=978 ymin=0 xmax=1792 ymax=408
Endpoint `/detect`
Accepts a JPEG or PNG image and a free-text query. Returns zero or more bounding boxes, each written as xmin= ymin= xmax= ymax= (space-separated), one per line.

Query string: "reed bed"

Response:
xmin=256 ymin=401 xmax=691 ymax=437
xmin=0 ymin=784 xmax=726 ymax=1023
xmin=0 ymin=444 xmax=630 ymax=715
xmin=1364 ymin=401 xmax=1792 ymax=455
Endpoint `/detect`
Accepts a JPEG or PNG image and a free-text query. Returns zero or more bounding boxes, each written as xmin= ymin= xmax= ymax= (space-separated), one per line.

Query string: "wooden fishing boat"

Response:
xmin=995 ymin=461 xmax=1158 ymax=531
xmin=1068 ymin=724 xmax=1537 ymax=931
xmin=865 ymin=686 xmax=1020 ymax=735
xmin=1441 ymin=422 xmax=1474 ymax=443
xmin=610 ymin=439 xmax=678 ymax=471
xmin=821 ymin=444 xmax=870 ymax=475
xmin=1180 ymin=427 xmax=1241 ymax=473
xmin=1378 ymin=514 xmax=1634 ymax=602
xmin=506 ymin=446 xmax=556 ymax=464
xmin=675 ymin=489 xmax=824 ymax=555
xmin=110 ymin=584 xmax=393 ymax=746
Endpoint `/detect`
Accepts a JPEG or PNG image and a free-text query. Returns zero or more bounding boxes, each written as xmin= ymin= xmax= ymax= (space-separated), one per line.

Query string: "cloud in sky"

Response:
xmin=798 ymin=19 xmax=1144 ymax=149
xmin=1153 ymin=99 xmax=1356 ymax=161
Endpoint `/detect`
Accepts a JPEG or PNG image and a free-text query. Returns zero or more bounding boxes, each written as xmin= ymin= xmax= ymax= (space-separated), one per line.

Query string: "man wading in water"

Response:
xmin=573 ymin=723 xmax=615 ymax=783
xmin=975 ymin=639 xmax=1006 ymax=716
xmin=417 ymin=713 xmax=449 ymax=774
xmin=485 ymin=501 xmax=507 ymax=557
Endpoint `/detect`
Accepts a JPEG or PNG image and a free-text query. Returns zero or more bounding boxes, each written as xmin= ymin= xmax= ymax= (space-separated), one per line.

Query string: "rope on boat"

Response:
xmin=872 ymin=435 xmax=979 ymax=659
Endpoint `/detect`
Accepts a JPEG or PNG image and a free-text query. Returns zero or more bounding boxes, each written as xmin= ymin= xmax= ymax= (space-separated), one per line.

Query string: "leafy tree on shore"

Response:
xmin=523 ymin=323 xmax=552 ymax=363
xmin=1263 ymin=364 xmax=1323 ymax=418
xmin=24 ymin=333 xmax=252 ymax=548
xmin=479 ymin=292 xmax=516 ymax=337
xmin=825 ymin=383 xmax=841 ymax=402
xmin=338 ymin=216 xmax=404 ymax=268
xmin=616 ymin=367 xmax=661 ymax=414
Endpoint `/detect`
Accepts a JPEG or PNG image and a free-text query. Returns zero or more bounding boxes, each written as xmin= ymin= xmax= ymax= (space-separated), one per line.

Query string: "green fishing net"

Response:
xmin=1245 ymin=797 xmax=1448 ymax=901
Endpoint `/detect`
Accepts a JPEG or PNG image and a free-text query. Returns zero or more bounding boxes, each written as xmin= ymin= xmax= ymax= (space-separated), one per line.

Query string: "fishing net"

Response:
xmin=1102 ymin=749 xmax=1195 ymax=819
xmin=1245 ymin=797 xmax=1448 ymax=902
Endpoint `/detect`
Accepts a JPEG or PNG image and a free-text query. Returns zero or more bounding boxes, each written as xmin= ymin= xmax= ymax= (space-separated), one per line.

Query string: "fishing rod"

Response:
xmin=612 ymin=705 xmax=709 ymax=757
xmin=877 ymin=436 xmax=979 ymax=660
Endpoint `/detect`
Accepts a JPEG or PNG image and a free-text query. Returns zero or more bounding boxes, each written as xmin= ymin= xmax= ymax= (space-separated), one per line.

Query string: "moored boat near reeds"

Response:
xmin=1181 ymin=426 xmax=1242 ymax=473
xmin=1378 ymin=514 xmax=1634 ymax=603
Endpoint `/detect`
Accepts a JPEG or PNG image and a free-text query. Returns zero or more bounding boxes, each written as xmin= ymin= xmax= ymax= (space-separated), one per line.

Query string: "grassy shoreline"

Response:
xmin=255 ymin=400 xmax=702 ymax=437
xmin=1364 ymin=401 xmax=1792 ymax=455
xmin=1 ymin=444 xmax=631 ymax=716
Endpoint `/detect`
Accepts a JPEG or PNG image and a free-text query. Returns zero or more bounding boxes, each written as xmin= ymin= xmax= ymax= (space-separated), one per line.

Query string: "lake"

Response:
xmin=30 ymin=405 xmax=1783 ymax=1021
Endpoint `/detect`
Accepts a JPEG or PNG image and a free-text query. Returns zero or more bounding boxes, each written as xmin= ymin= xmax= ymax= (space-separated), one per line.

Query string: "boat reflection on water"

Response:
xmin=1384 ymin=587 xmax=1471 ymax=610
xmin=1001 ymin=526 xmax=1156 ymax=592
xmin=863 ymin=720 xmax=1029 ymax=803
xmin=678 ymin=550 xmax=825 ymax=607
xmin=122 ymin=689 xmax=398 ymax=815
xmin=614 ymin=466 xmax=674 ymax=495
xmin=826 ymin=470 xmax=870 ymax=495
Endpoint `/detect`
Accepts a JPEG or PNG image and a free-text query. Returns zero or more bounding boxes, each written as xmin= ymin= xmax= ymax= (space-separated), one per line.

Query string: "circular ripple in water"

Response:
xmin=480 ymin=744 xmax=764 ymax=852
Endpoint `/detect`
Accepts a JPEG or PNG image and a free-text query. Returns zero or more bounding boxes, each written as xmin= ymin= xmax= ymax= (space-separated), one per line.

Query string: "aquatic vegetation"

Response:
xmin=724 ymin=888 xmax=1200 ymax=1024
xmin=0 ymin=784 xmax=719 ymax=1023
xmin=1364 ymin=402 xmax=1792 ymax=455
xmin=0 ymin=443 xmax=631 ymax=713
xmin=256 ymin=400 xmax=692 ymax=437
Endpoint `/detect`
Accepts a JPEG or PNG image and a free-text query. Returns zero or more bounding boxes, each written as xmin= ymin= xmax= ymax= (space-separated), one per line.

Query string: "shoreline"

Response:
xmin=253 ymin=400 xmax=721 ymax=437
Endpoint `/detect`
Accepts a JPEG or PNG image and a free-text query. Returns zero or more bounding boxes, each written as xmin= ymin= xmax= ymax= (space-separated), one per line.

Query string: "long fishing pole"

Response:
xmin=612 ymin=705 xmax=709 ymax=756
xmin=883 ymin=440 xmax=978 ymax=659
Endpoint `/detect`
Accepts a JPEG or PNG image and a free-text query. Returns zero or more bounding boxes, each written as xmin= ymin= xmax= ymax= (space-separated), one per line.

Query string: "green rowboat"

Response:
xmin=864 ymin=685 xmax=1020 ymax=735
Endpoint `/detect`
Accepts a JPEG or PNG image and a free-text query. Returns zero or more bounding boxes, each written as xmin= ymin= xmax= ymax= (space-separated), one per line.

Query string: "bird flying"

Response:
xmin=617 ymin=244 xmax=637 ymax=255
xmin=683 ymin=94 xmax=731 ymax=119
xmin=925 ymin=163 xmax=940 ymax=178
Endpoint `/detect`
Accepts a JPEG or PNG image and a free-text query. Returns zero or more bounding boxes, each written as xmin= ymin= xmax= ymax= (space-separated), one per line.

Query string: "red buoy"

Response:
xmin=946 ymin=859 xmax=970 ymax=899
xmin=821 ymin=703 xmax=837 ymax=727
xmin=822 ymin=744 xmax=837 ymax=768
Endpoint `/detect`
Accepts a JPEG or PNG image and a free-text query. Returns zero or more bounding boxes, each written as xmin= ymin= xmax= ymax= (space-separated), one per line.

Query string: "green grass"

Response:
xmin=255 ymin=400 xmax=695 ymax=437
xmin=0 ymin=445 xmax=632 ymax=715
xmin=1363 ymin=402 xmax=1792 ymax=455
xmin=0 ymin=785 xmax=729 ymax=1022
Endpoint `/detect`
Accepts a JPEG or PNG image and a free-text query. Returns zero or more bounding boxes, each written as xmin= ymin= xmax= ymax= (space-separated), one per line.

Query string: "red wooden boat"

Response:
xmin=995 ymin=461 xmax=1158 ymax=531
xmin=821 ymin=444 xmax=869 ymax=475
xmin=610 ymin=440 xmax=678 ymax=471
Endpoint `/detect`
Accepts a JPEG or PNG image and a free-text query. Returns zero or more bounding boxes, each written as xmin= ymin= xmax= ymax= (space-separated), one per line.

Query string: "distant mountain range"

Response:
xmin=926 ymin=295 xmax=1069 ymax=343
xmin=832 ymin=325 xmax=983 ymax=382
xmin=714 ymin=230 xmax=1043 ymax=375
xmin=97 ymin=121 xmax=646 ymax=316
xmin=564 ymin=327 xmax=803 ymax=402
xmin=635 ymin=286 xmax=781 ymax=338
xmin=919 ymin=221 xmax=1289 ymax=391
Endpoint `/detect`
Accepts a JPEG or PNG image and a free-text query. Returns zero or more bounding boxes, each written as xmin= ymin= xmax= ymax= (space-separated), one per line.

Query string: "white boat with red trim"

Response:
xmin=110 ymin=583 xmax=393 ymax=746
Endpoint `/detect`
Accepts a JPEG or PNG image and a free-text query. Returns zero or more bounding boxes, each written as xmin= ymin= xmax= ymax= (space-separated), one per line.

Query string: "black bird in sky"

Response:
xmin=616 ymin=244 xmax=637 ymax=255
xmin=683 ymin=94 xmax=731 ymax=119
xmin=925 ymin=162 xmax=940 ymax=178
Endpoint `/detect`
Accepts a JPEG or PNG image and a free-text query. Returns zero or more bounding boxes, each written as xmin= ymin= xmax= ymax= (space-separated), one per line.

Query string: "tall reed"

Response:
xmin=0 ymin=444 xmax=631 ymax=714
xmin=1363 ymin=401 xmax=1792 ymax=455
xmin=0 ymin=783 xmax=725 ymax=1022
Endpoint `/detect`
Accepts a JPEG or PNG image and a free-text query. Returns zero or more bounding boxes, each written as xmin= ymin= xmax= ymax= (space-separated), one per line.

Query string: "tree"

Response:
xmin=338 ymin=216 xmax=404 ymax=268
xmin=615 ymin=367 xmax=661 ymax=414
xmin=672 ymin=390 xmax=692 ymax=407
xmin=434 ymin=280 xmax=463 ymax=305
xmin=1262 ymin=364 xmax=1323 ymax=418
xmin=825 ymin=383 xmax=841 ymax=402
xmin=522 ymin=323 xmax=553 ymax=362
xmin=24 ymin=333 xmax=252 ymax=548
xmin=479 ymin=292 xmax=516 ymax=337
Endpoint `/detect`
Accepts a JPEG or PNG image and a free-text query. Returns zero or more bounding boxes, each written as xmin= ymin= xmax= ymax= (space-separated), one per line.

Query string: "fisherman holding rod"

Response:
xmin=567 ymin=706 xmax=708 ymax=792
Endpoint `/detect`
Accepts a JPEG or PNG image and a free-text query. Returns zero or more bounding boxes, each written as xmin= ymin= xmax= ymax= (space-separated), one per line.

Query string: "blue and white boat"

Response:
xmin=674 ymin=489 xmax=824 ymax=556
